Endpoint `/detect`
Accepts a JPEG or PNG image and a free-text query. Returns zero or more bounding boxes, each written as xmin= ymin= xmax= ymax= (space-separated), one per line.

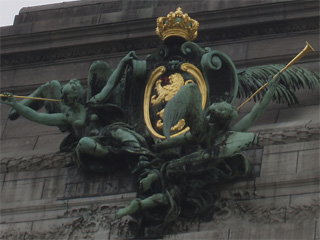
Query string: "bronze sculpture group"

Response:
xmin=2 ymin=7 xmax=319 ymax=237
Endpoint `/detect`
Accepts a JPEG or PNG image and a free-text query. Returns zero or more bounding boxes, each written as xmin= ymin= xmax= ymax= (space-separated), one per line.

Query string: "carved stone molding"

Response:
xmin=1 ymin=17 xmax=318 ymax=68
xmin=1 ymin=198 xmax=317 ymax=239
xmin=256 ymin=121 xmax=319 ymax=146
xmin=197 ymin=17 xmax=319 ymax=43
xmin=0 ymin=152 xmax=73 ymax=173
xmin=213 ymin=198 xmax=320 ymax=224
xmin=0 ymin=203 xmax=131 ymax=240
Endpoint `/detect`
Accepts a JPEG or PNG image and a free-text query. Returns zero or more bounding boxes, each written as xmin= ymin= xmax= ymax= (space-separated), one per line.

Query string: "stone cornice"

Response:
xmin=1 ymin=1 xmax=319 ymax=68
xmin=1 ymin=17 xmax=318 ymax=69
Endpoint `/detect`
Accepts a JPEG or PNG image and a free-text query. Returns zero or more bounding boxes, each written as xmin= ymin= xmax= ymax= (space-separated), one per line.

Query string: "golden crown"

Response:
xmin=156 ymin=7 xmax=199 ymax=42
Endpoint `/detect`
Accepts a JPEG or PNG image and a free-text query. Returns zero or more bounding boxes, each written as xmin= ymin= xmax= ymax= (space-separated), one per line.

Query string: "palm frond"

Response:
xmin=237 ymin=64 xmax=319 ymax=105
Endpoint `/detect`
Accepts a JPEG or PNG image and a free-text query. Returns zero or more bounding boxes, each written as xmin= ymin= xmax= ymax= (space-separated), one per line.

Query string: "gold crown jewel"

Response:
xmin=156 ymin=7 xmax=199 ymax=42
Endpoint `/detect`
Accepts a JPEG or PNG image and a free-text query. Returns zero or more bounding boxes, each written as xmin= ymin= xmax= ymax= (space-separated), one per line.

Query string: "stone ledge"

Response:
xmin=0 ymin=152 xmax=73 ymax=173
xmin=0 ymin=192 xmax=136 ymax=224
xmin=263 ymin=140 xmax=319 ymax=154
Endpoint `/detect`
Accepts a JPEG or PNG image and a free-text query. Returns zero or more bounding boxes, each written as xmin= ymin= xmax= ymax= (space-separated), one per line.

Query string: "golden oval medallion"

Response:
xmin=143 ymin=63 xmax=207 ymax=139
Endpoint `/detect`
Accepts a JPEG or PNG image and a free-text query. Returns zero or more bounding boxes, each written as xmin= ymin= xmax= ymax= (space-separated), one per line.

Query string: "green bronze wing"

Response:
xmin=164 ymin=83 xmax=205 ymax=139
xmin=87 ymin=60 xmax=114 ymax=101
xmin=237 ymin=64 xmax=320 ymax=105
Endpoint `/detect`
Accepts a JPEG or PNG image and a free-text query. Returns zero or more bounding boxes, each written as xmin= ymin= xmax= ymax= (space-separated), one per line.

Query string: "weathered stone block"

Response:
xmin=297 ymin=149 xmax=320 ymax=174
xmin=229 ymin=223 xmax=315 ymax=239
xmin=31 ymin=217 xmax=80 ymax=236
xmin=255 ymin=172 xmax=320 ymax=198
xmin=64 ymin=183 xmax=77 ymax=198
xmin=1 ymin=198 xmax=67 ymax=223
xmin=247 ymin=34 xmax=319 ymax=61
xmin=0 ymin=70 xmax=15 ymax=89
xmin=2 ymin=117 xmax=60 ymax=139
xmin=0 ymin=136 xmax=38 ymax=154
xmin=164 ymin=229 xmax=229 ymax=240
xmin=0 ymin=120 xmax=8 ymax=141
xmin=277 ymin=105 xmax=320 ymax=124
xmin=210 ymin=42 xmax=248 ymax=62
xmin=263 ymin=141 xmax=319 ymax=155
xmin=290 ymin=192 xmax=320 ymax=206
xmin=4 ymin=168 xmax=68 ymax=181
xmin=10 ymin=62 xmax=89 ymax=90
xmin=33 ymin=133 xmax=67 ymax=152
xmin=293 ymin=88 xmax=320 ymax=106
xmin=240 ymin=195 xmax=290 ymax=207
xmin=42 ymin=175 xmax=67 ymax=199
xmin=0 ymin=222 xmax=32 ymax=238
xmin=1 ymin=178 xmax=45 ymax=203
xmin=260 ymin=151 xmax=298 ymax=176
xmin=1 ymin=104 xmax=11 ymax=121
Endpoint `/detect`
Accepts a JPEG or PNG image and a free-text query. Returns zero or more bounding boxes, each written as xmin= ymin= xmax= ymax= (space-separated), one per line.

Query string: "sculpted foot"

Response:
xmin=115 ymin=200 xmax=139 ymax=218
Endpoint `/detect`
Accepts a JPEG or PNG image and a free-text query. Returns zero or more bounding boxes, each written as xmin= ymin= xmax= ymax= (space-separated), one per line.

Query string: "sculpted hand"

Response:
xmin=267 ymin=72 xmax=282 ymax=88
xmin=121 ymin=51 xmax=138 ymax=64
xmin=1 ymin=93 xmax=16 ymax=106
xmin=88 ymin=95 xmax=98 ymax=105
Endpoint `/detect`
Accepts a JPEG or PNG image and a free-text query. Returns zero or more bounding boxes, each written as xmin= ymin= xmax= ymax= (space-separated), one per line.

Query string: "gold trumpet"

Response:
xmin=0 ymin=94 xmax=62 ymax=102
xmin=237 ymin=41 xmax=315 ymax=111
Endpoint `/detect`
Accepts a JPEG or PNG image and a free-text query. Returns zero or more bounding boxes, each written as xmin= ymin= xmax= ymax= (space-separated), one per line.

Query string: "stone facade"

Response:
xmin=0 ymin=0 xmax=319 ymax=239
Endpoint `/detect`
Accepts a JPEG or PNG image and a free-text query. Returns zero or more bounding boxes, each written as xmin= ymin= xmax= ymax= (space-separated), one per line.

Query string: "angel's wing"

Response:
xmin=164 ymin=83 xmax=204 ymax=138
xmin=87 ymin=60 xmax=114 ymax=101
xmin=237 ymin=64 xmax=320 ymax=105
xmin=8 ymin=80 xmax=62 ymax=120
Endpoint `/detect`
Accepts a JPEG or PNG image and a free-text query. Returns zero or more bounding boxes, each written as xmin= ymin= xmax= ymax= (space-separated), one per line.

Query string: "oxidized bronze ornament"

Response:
xmin=144 ymin=63 xmax=207 ymax=139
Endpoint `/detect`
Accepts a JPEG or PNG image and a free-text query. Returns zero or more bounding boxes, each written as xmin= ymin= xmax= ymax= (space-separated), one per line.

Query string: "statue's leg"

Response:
xmin=208 ymin=131 xmax=258 ymax=168
xmin=76 ymin=137 xmax=109 ymax=158
xmin=116 ymin=193 xmax=168 ymax=218
xmin=165 ymin=150 xmax=211 ymax=180
xmin=165 ymin=132 xmax=258 ymax=179
xmin=139 ymin=172 xmax=159 ymax=193
xmin=110 ymin=128 xmax=141 ymax=147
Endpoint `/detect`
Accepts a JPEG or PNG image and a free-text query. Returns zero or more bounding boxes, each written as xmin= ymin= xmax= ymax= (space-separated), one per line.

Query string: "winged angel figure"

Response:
xmin=3 ymin=51 xmax=154 ymax=172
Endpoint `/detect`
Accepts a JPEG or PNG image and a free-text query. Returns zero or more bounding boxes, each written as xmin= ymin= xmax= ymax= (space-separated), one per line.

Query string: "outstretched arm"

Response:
xmin=8 ymin=80 xmax=62 ymax=120
xmin=89 ymin=51 xmax=137 ymax=104
xmin=3 ymin=93 xmax=66 ymax=126
xmin=232 ymin=74 xmax=282 ymax=132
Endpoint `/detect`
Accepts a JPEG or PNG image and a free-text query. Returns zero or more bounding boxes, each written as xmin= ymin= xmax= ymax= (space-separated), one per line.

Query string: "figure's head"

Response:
xmin=207 ymin=101 xmax=238 ymax=123
xmin=62 ymin=79 xmax=84 ymax=104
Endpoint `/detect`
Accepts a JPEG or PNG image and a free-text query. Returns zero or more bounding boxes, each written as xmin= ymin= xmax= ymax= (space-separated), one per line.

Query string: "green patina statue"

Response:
xmin=3 ymin=7 xmax=319 ymax=237
xmin=112 ymin=8 xmax=318 ymax=236
xmin=3 ymin=51 xmax=154 ymax=172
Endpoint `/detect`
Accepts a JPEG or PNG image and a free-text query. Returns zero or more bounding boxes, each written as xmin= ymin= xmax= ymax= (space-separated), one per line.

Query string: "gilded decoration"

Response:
xmin=156 ymin=7 xmax=199 ymax=42
xmin=143 ymin=63 xmax=207 ymax=139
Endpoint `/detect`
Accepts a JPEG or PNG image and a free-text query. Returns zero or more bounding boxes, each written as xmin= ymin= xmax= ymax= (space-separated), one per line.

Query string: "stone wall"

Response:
xmin=0 ymin=0 xmax=319 ymax=239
